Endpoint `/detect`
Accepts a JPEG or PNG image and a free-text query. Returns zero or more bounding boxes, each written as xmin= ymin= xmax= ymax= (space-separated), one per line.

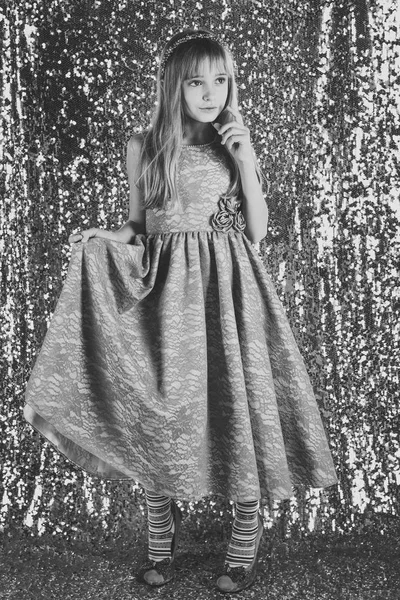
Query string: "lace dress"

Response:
xmin=24 ymin=141 xmax=337 ymax=502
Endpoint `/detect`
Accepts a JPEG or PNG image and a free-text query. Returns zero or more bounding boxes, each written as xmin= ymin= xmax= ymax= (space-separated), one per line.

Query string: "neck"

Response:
xmin=183 ymin=121 xmax=215 ymax=146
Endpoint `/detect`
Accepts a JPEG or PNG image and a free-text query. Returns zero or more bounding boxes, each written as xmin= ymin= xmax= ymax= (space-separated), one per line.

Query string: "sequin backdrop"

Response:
xmin=1 ymin=0 xmax=399 ymax=539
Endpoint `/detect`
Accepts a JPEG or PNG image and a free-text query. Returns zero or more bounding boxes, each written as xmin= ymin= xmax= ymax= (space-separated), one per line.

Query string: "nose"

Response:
xmin=202 ymin=85 xmax=215 ymax=101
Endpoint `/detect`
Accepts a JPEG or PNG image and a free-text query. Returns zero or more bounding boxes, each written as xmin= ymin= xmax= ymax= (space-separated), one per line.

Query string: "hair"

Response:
xmin=137 ymin=28 xmax=242 ymax=210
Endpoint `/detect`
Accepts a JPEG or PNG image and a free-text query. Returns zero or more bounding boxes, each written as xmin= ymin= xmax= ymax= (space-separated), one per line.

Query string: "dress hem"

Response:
xmin=24 ymin=403 xmax=337 ymax=503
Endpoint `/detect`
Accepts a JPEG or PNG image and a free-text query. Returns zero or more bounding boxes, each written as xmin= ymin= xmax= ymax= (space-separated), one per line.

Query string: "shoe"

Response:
xmin=216 ymin=513 xmax=264 ymax=594
xmin=139 ymin=500 xmax=182 ymax=587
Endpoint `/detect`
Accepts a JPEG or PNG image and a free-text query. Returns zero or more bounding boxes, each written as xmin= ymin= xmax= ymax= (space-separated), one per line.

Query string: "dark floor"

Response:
xmin=1 ymin=518 xmax=400 ymax=600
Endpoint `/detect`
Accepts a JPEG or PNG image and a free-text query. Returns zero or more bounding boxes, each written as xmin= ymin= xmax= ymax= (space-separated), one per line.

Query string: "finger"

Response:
xmin=81 ymin=231 xmax=92 ymax=243
xmin=82 ymin=228 xmax=98 ymax=243
xmin=224 ymin=105 xmax=244 ymax=125
xmin=225 ymin=137 xmax=242 ymax=151
xmin=221 ymin=128 xmax=249 ymax=145
xmin=68 ymin=232 xmax=83 ymax=244
xmin=218 ymin=123 xmax=247 ymax=140
xmin=225 ymin=134 xmax=251 ymax=152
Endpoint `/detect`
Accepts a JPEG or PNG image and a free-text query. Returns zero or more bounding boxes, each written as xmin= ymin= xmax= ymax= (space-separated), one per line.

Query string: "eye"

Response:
xmin=216 ymin=77 xmax=227 ymax=84
xmin=188 ymin=79 xmax=202 ymax=87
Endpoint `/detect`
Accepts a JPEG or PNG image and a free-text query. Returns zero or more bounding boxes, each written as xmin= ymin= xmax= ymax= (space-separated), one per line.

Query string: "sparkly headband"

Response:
xmin=160 ymin=32 xmax=219 ymax=77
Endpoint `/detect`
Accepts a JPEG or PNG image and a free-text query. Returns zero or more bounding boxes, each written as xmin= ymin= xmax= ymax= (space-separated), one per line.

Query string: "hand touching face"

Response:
xmin=213 ymin=106 xmax=253 ymax=165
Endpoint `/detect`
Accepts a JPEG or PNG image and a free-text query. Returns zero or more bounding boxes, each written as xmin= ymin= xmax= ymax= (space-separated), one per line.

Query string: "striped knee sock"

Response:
xmin=225 ymin=500 xmax=260 ymax=568
xmin=145 ymin=491 xmax=174 ymax=563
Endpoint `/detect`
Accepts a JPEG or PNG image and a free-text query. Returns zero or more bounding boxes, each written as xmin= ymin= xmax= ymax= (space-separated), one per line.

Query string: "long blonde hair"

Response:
xmin=137 ymin=29 xmax=242 ymax=210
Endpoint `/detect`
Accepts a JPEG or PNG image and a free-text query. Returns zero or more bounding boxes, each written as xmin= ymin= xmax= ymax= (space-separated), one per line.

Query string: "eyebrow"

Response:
xmin=186 ymin=72 xmax=228 ymax=79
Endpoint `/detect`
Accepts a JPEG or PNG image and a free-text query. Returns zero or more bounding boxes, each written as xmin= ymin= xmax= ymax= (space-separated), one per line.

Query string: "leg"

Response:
xmin=225 ymin=500 xmax=260 ymax=567
xmin=139 ymin=490 xmax=182 ymax=586
xmin=145 ymin=491 xmax=175 ymax=562
xmin=216 ymin=499 xmax=264 ymax=593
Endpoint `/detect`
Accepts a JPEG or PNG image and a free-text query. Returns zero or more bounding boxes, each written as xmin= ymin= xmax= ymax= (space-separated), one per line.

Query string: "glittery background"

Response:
xmin=1 ymin=0 xmax=399 ymax=541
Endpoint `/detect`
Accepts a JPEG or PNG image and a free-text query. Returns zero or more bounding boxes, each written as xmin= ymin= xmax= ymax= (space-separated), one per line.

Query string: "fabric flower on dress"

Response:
xmin=211 ymin=195 xmax=246 ymax=233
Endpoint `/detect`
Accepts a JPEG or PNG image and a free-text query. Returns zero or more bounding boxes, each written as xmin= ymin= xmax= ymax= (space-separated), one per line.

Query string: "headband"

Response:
xmin=160 ymin=32 xmax=219 ymax=78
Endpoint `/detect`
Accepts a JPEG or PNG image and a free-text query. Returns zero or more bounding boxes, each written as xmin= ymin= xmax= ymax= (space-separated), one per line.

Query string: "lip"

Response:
xmin=200 ymin=107 xmax=218 ymax=111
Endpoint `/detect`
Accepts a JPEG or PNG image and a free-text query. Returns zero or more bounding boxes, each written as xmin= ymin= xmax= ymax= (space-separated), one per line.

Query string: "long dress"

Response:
xmin=24 ymin=141 xmax=337 ymax=503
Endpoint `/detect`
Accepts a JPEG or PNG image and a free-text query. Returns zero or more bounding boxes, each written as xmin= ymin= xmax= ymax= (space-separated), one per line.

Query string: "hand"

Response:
xmin=213 ymin=106 xmax=253 ymax=164
xmin=68 ymin=227 xmax=99 ymax=244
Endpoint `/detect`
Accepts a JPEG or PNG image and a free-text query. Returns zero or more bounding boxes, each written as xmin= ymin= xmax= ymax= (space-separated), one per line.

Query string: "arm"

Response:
xmin=69 ymin=134 xmax=146 ymax=244
xmin=214 ymin=107 xmax=268 ymax=244
xmin=237 ymin=157 xmax=268 ymax=244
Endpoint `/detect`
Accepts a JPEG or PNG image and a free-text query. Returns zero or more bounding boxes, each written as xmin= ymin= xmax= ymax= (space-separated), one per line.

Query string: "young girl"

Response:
xmin=24 ymin=29 xmax=337 ymax=593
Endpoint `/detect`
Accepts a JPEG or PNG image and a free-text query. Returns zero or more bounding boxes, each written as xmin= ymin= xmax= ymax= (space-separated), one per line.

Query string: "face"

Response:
xmin=182 ymin=59 xmax=229 ymax=124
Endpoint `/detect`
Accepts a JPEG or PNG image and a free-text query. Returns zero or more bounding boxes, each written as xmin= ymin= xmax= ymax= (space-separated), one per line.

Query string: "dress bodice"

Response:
xmin=145 ymin=143 xmax=232 ymax=234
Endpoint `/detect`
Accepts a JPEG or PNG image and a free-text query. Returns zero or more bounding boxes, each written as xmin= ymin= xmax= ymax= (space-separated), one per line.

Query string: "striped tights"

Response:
xmin=225 ymin=499 xmax=260 ymax=567
xmin=145 ymin=491 xmax=175 ymax=563
xmin=145 ymin=491 xmax=259 ymax=568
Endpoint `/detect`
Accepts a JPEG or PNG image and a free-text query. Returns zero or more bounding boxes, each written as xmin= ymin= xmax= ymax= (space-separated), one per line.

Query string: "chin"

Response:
xmin=198 ymin=113 xmax=219 ymax=123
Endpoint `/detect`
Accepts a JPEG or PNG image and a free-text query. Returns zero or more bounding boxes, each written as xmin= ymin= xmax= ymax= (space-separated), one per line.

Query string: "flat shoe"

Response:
xmin=216 ymin=513 xmax=264 ymax=594
xmin=139 ymin=500 xmax=182 ymax=587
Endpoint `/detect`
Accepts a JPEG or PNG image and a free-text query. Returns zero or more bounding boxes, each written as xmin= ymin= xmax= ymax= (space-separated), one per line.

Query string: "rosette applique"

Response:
xmin=211 ymin=195 xmax=246 ymax=233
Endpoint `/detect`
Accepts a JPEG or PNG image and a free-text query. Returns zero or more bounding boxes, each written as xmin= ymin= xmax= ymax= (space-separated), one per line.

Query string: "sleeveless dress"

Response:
xmin=24 ymin=142 xmax=337 ymax=502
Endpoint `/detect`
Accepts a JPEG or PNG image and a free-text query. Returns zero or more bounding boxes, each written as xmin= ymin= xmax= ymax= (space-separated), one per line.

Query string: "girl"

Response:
xmin=24 ymin=29 xmax=337 ymax=593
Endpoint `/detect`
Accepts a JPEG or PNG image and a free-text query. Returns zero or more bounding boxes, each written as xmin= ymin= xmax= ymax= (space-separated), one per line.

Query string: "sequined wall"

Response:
xmin=1 ymin=0 xmax=399 ymax=538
